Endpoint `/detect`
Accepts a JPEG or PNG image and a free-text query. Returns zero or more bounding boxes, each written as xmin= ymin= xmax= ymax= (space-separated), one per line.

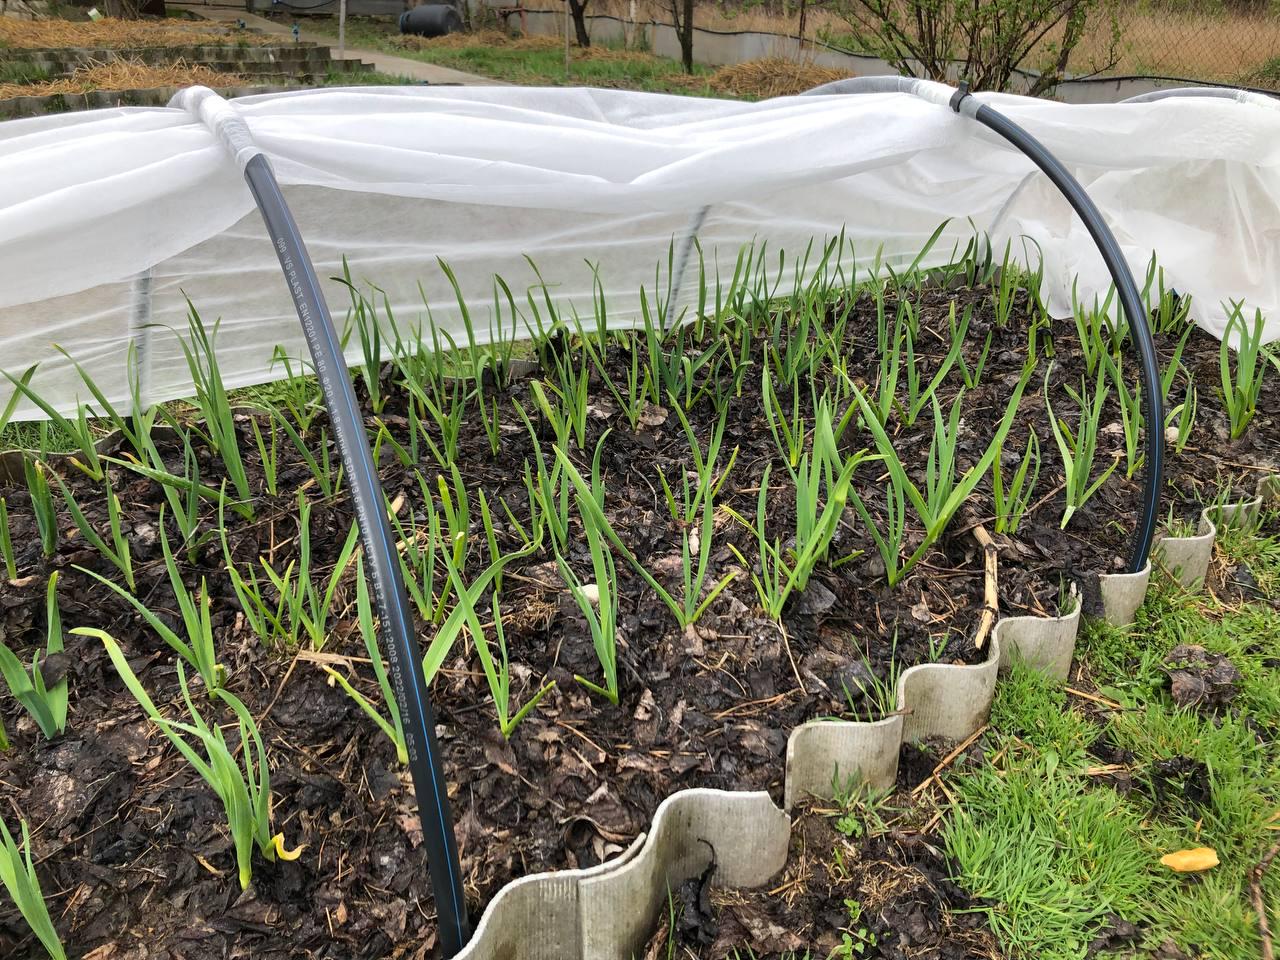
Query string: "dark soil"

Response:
xmin=0 ymin=280 xmax=1276 ymax=958
xmin=1161 ymin=644 xmax=1242 ymax=712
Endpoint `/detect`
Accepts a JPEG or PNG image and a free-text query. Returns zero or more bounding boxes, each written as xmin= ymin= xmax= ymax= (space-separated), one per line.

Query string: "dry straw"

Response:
xmin=704 ymin=57 xmax=854 ymax=98
xmin=0 ymin=59 xmax=243 ymax=99
xmin=0 ymin=17 xmax=277 ymax=50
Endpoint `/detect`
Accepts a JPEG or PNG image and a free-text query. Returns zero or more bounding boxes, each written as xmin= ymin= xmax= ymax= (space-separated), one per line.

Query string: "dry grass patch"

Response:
xmin=703 ymin=56 xmax=853 ymax=98
xmin=0 ymin=17 xmax=277 ymax=50
xmin=0 ymin=59 xmax=242 ymax=98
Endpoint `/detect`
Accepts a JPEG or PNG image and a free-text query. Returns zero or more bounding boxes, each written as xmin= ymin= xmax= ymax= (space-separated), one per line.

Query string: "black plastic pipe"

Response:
xmin=243 ymin=153 xmax=472 ymax=954
xmin=799 ymin=77 xmax=1163 ymax=572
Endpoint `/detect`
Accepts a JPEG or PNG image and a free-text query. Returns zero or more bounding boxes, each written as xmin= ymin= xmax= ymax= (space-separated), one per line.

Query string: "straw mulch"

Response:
xmin=0 ymin=59 xmax=244 ymax=98
xmin=704 ymin=57 xmax=854 ymax=98
xmin=0 ymin=17 xmax=277 ymax=50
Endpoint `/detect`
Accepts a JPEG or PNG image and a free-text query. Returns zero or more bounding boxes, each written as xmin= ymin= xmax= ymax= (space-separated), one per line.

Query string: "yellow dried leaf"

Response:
xmin=1159 ymin=847 xmax=1219 ymax=872
xmin=271 ymin=833 xmax=306 ymax=862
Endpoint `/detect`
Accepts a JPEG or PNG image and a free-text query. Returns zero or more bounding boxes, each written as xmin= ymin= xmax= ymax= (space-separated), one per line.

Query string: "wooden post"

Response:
xmin=338 ymin=0 xmax=347 ymax=60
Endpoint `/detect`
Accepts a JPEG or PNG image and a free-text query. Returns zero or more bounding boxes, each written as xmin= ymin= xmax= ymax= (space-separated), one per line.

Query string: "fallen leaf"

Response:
xmin=271 ymin=833 xmax=306 ymax=861
xmin=638 ymin=404 xmax=668 ymax=427
xmin=910 ymin=594 xmax=933 ymax=623
xmin=396 ymin=812 xmax=425 ymax=848
xmin=1159 ymin=847 xmax=1218 ymax=872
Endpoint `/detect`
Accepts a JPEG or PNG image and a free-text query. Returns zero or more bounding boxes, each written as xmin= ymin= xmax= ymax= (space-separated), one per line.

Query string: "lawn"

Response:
xmin=307 ymin=19 xmax=720 ymax=94
xmin=944 ymin=515 xmax=1280 ymax=959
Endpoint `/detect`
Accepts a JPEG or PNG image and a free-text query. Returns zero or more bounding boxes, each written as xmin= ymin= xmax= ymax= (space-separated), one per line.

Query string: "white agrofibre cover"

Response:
xmin=0 ymin=83 xmax=1277 ymax=416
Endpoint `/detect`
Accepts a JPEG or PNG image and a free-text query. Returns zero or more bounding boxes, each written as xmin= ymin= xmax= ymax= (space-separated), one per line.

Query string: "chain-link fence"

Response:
xmin=1078 ymin=0 xmax=1280 ymax=87
xmin=597 ymin=0 xmax=1280 ymax=90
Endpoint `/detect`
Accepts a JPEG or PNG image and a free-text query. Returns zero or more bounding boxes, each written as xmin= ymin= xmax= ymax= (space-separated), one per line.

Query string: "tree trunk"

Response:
xmin=678 ymin=0 xmax=694 ymax=72
xmin=568 ymin=0 xmax=591 ymax=47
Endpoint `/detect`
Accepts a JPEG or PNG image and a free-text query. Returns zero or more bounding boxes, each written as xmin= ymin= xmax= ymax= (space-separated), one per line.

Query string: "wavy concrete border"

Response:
xmin=1100 ymin=473 xmax=1280 ymax=626
xmin=443 ymin=476 xmax=1276 ymax=960
xmin=454 ymin=789 xmax=791 ymax=960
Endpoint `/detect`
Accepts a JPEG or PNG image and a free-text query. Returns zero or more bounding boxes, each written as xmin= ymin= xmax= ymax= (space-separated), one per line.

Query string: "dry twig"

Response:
xmin=1252 ymin=841 xmax=1280 ymax=960
xmin=972 ymin=525 xmax=998 ymax=650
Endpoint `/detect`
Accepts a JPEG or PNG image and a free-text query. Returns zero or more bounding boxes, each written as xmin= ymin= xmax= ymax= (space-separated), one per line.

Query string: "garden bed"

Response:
xmin=0 ymin=247 xmax=1276 ymax=957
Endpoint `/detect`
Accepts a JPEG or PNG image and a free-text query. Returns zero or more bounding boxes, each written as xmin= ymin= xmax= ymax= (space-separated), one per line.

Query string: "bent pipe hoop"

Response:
xmin=801 ymin=76 xmax=1164 ymax=572
xmin=1121 ymin=86 xmax=1280 ymax=107
xmin=171 ymin=88 xmax=472 ymax=956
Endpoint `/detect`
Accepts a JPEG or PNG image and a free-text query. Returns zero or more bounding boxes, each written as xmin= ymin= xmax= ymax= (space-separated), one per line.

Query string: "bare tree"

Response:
xmin=831 ymin=0 xmax=1122 ymax=95
xmin=669 ymin=0 xmax=695 ymax=72
xmin=568 ymin=0 xmax=591 ymax=47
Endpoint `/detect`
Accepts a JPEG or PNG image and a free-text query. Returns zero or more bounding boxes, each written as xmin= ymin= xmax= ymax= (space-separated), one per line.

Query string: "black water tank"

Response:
xmin=399 ymin=4 xmax=463 ymax=36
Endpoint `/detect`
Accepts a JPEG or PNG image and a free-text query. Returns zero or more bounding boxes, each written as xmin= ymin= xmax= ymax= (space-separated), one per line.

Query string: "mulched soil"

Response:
xmin=0 ymin=279 xmax=1276 ymax=958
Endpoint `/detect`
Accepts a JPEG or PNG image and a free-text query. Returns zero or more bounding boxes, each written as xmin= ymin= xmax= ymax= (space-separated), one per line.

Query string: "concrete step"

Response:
xmin=2 ymin=55 xmax=378 ymax=79
xmin=0 ymin=43 xmax=339 ymax=64
xmin=0 ymin=81 xmax=298 ymax=119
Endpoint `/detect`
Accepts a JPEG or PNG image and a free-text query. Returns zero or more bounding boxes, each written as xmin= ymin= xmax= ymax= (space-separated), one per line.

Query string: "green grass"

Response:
xmin=944 ymin=511 xmax=1280 ymax=960
xmin=0 ymin=62 xmax=51 ymax=85
xmin=320 ymin=68 xmax=419 ymax=87
xmin=304 ymin=18 xmax=717 ymax=95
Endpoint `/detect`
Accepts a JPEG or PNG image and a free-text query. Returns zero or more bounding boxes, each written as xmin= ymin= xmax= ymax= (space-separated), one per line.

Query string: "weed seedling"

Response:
xmin=1044 ymin=363 xmax=1119 ymax=529
xmin=175 ymin=308 xmax=252 ymax=506
xmin=446 ymin=559 xmax=558 ymax=735
xmin=323 ymin=558 xmax=407 ymax=764
xmin=0 ymin=816 xmax=66 ymax=960
xmin=0 ymin=573 xmax=68 ymax=739
xmin=53 ymin=469 xmax=134 ymax=590
xmin=22 ymin=459 xmax=57 ymax=558
xmin=557 ymin=499 xmax=621 ymax=704
xmin=992 ymin=433 xmax=1040 ymax=536
xmin=0 ymin=497 xmax=16 ymax=580
xmin=1219 ymin=301 xmax=1270 ymax=439
xmin=79 ymin=506 xmax=224 ymax=691
xmin=84 ymin=629 xmax=301 ymax=890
